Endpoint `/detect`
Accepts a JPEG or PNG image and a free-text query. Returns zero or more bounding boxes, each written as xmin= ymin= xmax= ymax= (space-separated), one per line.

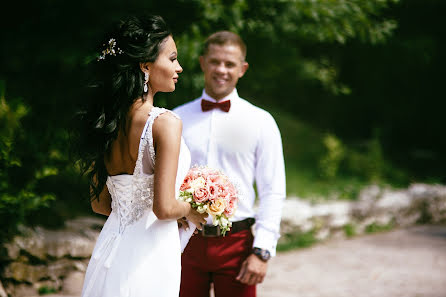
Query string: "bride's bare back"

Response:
xmin=104 ymin=101 xmax=152 ymax=176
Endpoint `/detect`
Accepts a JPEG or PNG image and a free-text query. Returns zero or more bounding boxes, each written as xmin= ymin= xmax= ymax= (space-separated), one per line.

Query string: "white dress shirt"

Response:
xmin=174 ymin=89 xmax=286 ymax=256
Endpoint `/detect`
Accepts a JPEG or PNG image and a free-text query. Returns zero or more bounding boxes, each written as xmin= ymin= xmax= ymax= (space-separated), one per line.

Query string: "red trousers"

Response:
xmin=180 ymin=229 xmax=256 ymax=297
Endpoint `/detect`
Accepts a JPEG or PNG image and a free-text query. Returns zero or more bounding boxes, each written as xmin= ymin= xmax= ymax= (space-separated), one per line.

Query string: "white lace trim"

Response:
xmin=144 ymin=107 xmax=180 ymax=165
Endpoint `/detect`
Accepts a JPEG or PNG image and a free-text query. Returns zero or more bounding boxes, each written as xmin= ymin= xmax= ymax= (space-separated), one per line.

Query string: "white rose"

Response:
xmin=220 ymin=216 xmax=228 ymax=227
xmin=197 ymin=205 xmax=207 ymax=214
xmin=190 ymin=177 xmax=206 ymax=191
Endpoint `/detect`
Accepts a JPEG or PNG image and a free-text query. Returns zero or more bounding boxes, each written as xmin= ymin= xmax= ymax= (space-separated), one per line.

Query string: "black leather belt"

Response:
xmin=201 ymin=218 xmax=255 ymax=237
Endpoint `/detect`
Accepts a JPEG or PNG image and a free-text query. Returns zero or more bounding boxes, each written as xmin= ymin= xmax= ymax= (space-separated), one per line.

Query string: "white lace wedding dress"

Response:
xmin=81 ymin=107 xmax=191 ymax=297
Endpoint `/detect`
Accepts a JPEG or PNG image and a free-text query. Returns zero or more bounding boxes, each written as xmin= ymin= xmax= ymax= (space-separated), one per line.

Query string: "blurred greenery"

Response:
xmin=343 ymin=224 xmax=356 ymax=238
xmin=365 ymin=221 xmax=395 ymax=234
xmin=38 ymin=286 xmax=58 ymax=295
xmin=0 ymin=83 xmax=56 ymax=244
xmin=0 ymin=0 xmax=444 ymax=241
xmin=277 ymin=230 xmax=318 ymax=252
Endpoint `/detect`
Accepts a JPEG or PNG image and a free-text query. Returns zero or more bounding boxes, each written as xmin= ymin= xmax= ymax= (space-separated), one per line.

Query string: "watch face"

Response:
xmin=261 ymin=249 xmax=271 ymax=261
xmin=253 ymin=248 xmax=271 ymax=261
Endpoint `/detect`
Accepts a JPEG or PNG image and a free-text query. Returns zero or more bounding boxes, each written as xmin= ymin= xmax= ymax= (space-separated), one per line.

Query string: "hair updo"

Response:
xmin=73 ymin=15 xmax=171 ymax=201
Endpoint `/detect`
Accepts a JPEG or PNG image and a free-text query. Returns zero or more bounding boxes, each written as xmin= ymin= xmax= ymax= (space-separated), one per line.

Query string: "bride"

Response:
xmin=73 ymin=15 xmax=207 ymax=297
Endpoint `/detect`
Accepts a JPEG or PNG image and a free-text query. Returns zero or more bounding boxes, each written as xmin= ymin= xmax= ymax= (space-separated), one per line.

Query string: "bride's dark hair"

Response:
xmin=73 ymin=15 xmax=171 ymax=201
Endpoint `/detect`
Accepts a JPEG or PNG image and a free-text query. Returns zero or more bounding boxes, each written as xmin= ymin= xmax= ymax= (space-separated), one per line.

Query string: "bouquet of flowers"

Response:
xmin=178 ymin=166 xmax=239 ymax=250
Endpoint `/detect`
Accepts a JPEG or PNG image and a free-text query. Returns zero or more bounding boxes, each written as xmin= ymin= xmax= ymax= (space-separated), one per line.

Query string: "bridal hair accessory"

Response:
xmin=144 ymin=72 xmax=149 ymax=92
xmin=97 ymin=38 xmax=124 ymax=61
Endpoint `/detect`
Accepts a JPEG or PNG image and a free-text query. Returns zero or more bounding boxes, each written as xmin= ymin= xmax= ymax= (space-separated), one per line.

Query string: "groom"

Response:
xmin=174 ymin=31 xmax=286 ymax=297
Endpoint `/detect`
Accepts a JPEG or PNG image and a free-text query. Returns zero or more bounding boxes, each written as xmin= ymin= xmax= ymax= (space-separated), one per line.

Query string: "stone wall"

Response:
xmin=1 ymin=217 xmax=105 ymax=296
xmin=279 ymin=183 xmax=446 ymax=243
xmin=1 ymin=183 xmax=446 ymax=296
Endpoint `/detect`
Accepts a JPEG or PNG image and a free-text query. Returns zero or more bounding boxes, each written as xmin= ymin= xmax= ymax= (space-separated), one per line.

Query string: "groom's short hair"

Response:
xmin=203 ymin=31 xmax=247 ymax=61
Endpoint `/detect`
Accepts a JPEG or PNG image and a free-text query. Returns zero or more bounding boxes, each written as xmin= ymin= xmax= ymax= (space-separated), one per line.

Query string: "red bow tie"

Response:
xmin=201 ymin=99 xmax=231 ymax=112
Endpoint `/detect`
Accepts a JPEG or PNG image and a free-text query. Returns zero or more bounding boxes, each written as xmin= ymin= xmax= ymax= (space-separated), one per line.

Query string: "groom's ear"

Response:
xmin=199 ymin=56 xmax=205 ymax=72
xmin=239 ymin=61 xmax=249 ymax=78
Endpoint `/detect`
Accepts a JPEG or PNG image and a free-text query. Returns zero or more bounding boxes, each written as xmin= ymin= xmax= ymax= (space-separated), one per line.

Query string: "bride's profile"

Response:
xmin=72 ymin=14 xmax=207 ymax=297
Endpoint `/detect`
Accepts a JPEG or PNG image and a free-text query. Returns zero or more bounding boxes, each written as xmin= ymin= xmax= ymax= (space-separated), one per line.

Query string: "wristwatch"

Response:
xmin=252 ymin=247 xmax=271 ymax=262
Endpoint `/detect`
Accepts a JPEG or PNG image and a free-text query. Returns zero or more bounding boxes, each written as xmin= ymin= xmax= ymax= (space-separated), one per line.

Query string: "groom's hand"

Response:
xmin=236 ymin=254 xmax=267 ymax=285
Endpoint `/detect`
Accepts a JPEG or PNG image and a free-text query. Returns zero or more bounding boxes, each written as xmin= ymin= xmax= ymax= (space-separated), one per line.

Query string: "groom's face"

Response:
xmin=200 ymin=43 xmax=248 ymax=101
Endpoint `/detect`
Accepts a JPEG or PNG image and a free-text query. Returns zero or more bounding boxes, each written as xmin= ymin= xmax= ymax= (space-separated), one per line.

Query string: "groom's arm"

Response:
xmin=237 ymin=111 xmax=286 ymax=285
xmin=253 ymin=111 xmax=286 ymax=256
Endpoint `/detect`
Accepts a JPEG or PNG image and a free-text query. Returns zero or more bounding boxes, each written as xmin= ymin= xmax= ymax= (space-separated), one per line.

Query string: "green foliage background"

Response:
xmin=0 ymin=0 xmax=444 ymax=241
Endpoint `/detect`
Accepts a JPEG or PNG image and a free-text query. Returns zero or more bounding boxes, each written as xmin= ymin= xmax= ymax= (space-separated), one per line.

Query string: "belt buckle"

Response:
xmin=201 ymin=225 xmax=221 ymax=237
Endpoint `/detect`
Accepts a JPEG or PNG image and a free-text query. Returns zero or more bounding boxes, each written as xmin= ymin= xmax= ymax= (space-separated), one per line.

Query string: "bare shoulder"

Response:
xmin=128 ymin=110 xmax=150 ymax=140
xmin=126 ymin=105 xmax=151 ymax=160
xmin=132 ymin=113 xmax=150 ymax=131
xmin=152 ymin=111 xmax=182 ymax=139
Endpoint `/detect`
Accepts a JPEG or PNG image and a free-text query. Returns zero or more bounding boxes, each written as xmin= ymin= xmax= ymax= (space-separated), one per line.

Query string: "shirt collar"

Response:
xmin=201 ymin=88 xmax=239 ymax=103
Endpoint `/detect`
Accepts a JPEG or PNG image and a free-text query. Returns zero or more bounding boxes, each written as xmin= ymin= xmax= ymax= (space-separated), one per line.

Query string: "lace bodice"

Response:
xmin=106 ymin=107 xmax=182 ymax=233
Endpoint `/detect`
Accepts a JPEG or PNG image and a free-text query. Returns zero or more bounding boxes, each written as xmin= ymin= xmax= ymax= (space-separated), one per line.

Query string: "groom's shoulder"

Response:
xmin=239 ymin=97 xmax=275 ymax=121
xmin=173 ymin=97 xmax=201 ymax=117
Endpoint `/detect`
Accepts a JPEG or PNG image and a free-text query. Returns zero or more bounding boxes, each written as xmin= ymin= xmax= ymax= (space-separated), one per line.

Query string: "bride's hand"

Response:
xmin=185 ymin=208 xmax=208 ymax=231
xmin=177 ymin=217 xmax=189 ymax=230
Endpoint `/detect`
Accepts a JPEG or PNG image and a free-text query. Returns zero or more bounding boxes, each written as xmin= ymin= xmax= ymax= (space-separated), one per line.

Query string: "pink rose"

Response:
xmin=214 ymin=174 xmax=229 ymax=185
xmin=227 ymin=185 xmax=237 ymax=198
xmin=216 ymin=184 xmax=229 ymax=200
xmin=194 ymin=187 xmax=209 ymax=203
xmin=207 ymin=174 xmax=218 ymax=183
xmin=180 ymin=175 xmax=193 ymax=191
xmin=224 ymin=199 xmax=237 ymax=217
xmin=207 ymin=183 xmax=219 ymax=201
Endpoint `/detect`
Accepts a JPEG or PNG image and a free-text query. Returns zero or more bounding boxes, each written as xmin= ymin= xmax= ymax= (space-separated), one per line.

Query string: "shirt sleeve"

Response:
xmin=253 ymin=112 xmax=286 ymax=257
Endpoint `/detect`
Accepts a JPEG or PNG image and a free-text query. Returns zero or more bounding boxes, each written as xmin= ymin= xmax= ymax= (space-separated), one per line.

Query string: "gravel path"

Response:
xmin=258 ymin=225 xmax=446 ymax=297
xmin=40 ymin=225 xmax=446 ymax=297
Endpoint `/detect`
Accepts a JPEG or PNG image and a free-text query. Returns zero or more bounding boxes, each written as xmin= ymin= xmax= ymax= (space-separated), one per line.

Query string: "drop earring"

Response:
xmin=144 ymin=72 xmax=149 ymax=93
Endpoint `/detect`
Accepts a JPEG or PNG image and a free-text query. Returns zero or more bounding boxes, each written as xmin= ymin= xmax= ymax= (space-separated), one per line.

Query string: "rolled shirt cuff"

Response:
xmin=252 ymin=226 xmax=279 ymax=257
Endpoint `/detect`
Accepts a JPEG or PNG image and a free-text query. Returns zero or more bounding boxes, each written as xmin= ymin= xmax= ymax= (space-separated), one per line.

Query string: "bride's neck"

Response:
xmin=142 ymin=88 xmax=155 ymax=106
xmin=131 ymin=97 xmax=153 ymax=113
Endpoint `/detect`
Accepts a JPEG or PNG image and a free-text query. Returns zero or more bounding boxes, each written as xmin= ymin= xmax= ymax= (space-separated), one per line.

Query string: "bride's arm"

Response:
xmin=152 ymin=113 xmax=207 ymax=227
xmin=152 ymin=113 xmax=191 ymax=220
xmin=91 ymin=182 xmax=112 ymax=216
